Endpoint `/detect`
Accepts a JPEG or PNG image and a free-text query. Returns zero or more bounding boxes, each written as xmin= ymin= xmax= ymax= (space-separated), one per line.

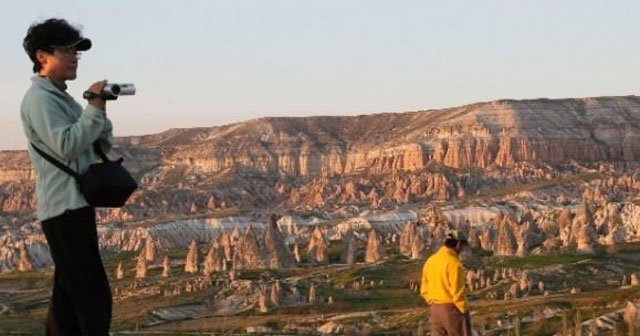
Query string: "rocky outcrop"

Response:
xmin=219 ymin=233 xmax=233 ymax=261
xmin=185 ymin=240 xmax=199 ymax=274
xmin=145 ymin=237 xmax=156 ymax=262
xmin=293 ymin=244 xmax=301 ymax=263
xmin=494 ymin=220 xmax=518 ymax=257
xmin=307 ymin=227 xmax=329 ymax=265
xmin=162 ymin=256 xmax=171 ymax=277
xmin=3 ymin=96 xmax=640 ymax=225
xmin=410 ymin=230 xmax=426 ymax=260
xmin=136 ymin=250 xmax=147 ymax=278
xmin=572 ymin=202 xmax=598 ymax=254
xmin=365 ymin=230 xmax=386 ymax=264
xmin=263 ymin=214 xmax=296 ymax=268
xmin=340 ymin=230 xmax=358 ymax=265
xmin=233 ymin=227 xmax=265 ymax=269
xmin=308 ymin=283 xmax=317 ymax=304
xmin=399 ymin=222 xmax=417 ymax=256
xmin=17 ymin=243 xmax=33 ymax=272
xmin=116 ymin=262 xmax=124 ymax=280
xmin=203 ymin=243 xmax=224 ymax=275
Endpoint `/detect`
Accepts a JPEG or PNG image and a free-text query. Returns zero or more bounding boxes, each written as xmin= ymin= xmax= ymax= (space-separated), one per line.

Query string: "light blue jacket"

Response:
xmin=21 ymin=76 xmax=113 ymax=221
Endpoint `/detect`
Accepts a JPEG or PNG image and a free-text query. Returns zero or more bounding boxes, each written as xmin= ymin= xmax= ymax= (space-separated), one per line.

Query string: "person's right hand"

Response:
xmin=87 ymin=80 xmax=108 ymax=113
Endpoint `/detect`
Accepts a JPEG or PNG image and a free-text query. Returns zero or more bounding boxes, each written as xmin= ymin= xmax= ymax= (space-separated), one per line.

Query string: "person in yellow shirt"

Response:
xmin=420 ymin=229 xmax=472 ymax=336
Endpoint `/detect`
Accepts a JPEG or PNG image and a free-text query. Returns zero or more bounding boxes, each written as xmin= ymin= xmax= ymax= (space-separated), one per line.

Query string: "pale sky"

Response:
xmin=1 ymin=0 xmax=638 ymax=149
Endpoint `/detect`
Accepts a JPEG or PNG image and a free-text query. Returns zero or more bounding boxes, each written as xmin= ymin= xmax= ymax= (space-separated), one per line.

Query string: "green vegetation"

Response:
xmin=492 ymin=252 xmax=588 ymax=269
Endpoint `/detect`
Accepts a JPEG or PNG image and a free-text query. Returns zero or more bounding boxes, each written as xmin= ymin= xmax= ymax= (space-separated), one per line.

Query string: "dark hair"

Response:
xmin=444 ymin=239 xmax=459 ymax=248
xmin=23 ymin=18 xmax=83 ymax=73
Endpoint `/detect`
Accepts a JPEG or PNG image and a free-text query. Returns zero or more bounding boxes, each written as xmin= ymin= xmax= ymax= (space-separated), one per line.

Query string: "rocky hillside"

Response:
xmin=1 ymin=96 xmax=640 ymax=223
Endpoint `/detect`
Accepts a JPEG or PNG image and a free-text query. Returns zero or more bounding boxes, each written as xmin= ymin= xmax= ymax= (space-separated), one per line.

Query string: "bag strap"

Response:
xmin=93 ymin=142 xmax=109 ymax=163
xmin=30 ymin=143 xmax=81 ymax=180
xmin=94 ymin=142 xmax=124 ymax=164
xmin=31 ymin=141 xmax=122 ymax=176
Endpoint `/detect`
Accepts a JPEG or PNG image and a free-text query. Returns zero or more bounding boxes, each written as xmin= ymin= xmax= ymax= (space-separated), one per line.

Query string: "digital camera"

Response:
xmin=83 ymin=83 xmax=136 ymax=100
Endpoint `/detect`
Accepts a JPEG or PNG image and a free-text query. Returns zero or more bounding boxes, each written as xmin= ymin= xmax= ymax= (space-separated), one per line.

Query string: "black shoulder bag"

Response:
xmin=30 ymin=142 xmax=138 ymax=208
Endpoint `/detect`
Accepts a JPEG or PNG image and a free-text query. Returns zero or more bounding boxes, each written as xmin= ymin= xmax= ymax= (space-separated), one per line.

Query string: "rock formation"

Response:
xmin=308 ymin=283 xmax=317 ymax=304
xmin=144 ymin=237 xmax=156 ymax=262
xmin=365 ymin=230 xmax=386 ymax=263
xmin=572 ymin=202 xmax=597 ymax=254
xmin=410 ymin=230 xmax=426 ymax=260
xmin=270 ymin=281 xmax=282 ymax=307
xmin=185 ymin=239 xmax=199 ymax=274
xmin=203 ymin=243 xmax=224 ymax=275
xmin=233 ymin=226 xmax=265 ymax=269
xmin=263 ymin=214 xmax=296 ymax=268
xmin=17 ymin=243 xmax=33 ymax=272
xmin=340 ymin=230 xmax=358 ymax=265
xmin=162 ymin=256 xmax=170 ymax=277
xmin=399 ymin=222 xmax=417 ymax=256
xmin=116 ymin=262 xmax=124 ymax=280
xmin=293 ymin=244 xmax=301 ymax=263
xmin=258 ymin=287 xmax=269 ymax=313
xmin=136 ymin=250 xmax=147 ymax=278
xmin=219 ymin=232 xmax=233 ymax=261
xmin=307 ymin=227 xmax=329 ymax=264
xmin=494 ymin=220 xmax=518 ymax=256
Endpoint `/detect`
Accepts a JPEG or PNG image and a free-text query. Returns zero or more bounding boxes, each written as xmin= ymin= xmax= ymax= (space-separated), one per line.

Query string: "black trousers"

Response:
xmin=41 ymin=207 xmax=112 ymax=335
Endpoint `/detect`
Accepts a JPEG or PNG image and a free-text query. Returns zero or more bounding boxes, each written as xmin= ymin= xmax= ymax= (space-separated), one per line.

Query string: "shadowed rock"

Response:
xmin=233 ymin=226 xmax=266 ymax=269
xmin=341 ymin=230 xmax=358 ymax=265
xmin=263 ymin=214 xmax=296 ymax=268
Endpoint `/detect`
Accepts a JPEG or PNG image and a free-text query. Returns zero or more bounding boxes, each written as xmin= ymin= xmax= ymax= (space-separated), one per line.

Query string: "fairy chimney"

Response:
xmin=573 ymin=202 xmax=597 ymax=254
xmin=185 ymin=239 xmax=199 ymax=274
xmin=340 ymin=230 xmax=358 ymax=265
xmin=494 ymin=221 xmax=517 ymax=256
xmin=399 ymin=222 xmax=417 ymax=256
xmin=631 ymin=273 xmax=639 ymax=287
xmin=230 ymin=227 xmax=242 ymax=246
xmin=258 ymin=287 xmax=269 ymax=313
xmin=233 ymin=226 xmax=266 ymax=269
xmin=307 ymin=226 xmax=329 ymax=264
xmin=219 ymin=232 xmax=233 ymax=261
xmin=293 ymin=244 xmax=302 ymax=263
xmin=144 ymin=237 xmax=156 ymax=262
xmin=263 ymin=214 xmax=296 ymax=268
xmin=162 ymin=256 xmax=171 ymax=277
xmin=270 ymin=282 xmax=282 ymax=307
xmin=203 ymin=243 xmax=224 ymax=275
xmin=136 ymin=250 xmax=147 ymax=278
xmin=308 ymin=283 xmax=317 ymax=304
xmin=17 ymin=243 xmax=33 ymax=272
xmin=410 ymin=230 xmax=426 ymax=260
xmin=365 ymin=230 xmax=386 ymax=263
xmin=116 ymin=262 xmax=124 ymax=280
xmin=479 ymin=226 xmax=495 ymax=252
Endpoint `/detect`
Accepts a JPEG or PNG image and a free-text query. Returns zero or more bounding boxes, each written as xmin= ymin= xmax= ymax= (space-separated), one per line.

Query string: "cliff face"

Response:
xmin=111 ymin=96 xmax=640 ymax=180
xmin=2 ymin=96 xmax=638 ymax=221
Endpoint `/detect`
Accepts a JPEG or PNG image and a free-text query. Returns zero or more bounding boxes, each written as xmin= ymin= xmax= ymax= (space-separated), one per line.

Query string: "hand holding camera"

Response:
xmin=84 ymin=81 xmax=136 ymax=111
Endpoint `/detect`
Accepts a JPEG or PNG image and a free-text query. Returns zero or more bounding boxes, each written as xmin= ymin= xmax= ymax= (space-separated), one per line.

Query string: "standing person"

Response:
xmin=420 ymin=229 xmax=472 ymax=336
xmin=21 ymin=18 xmax=113 ymax=335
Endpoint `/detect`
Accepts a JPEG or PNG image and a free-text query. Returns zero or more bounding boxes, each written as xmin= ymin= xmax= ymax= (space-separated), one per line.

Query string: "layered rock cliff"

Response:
xmin=2 ymin=96 xmax=640 ymax=270
xmin=1 ymin=96 xmax=639 ymax=221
